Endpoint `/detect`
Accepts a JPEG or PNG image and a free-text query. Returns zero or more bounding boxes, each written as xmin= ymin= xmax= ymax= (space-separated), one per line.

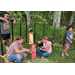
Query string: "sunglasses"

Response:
xmin=7 ymin=15 xmax=9 ymax=17
xmin=6 ymin=15 xmax=9 ymax=17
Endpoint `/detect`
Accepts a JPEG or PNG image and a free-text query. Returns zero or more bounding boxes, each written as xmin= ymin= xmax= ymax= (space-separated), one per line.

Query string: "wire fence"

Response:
xmin=0 ymin=19 xmax=75 ymax=57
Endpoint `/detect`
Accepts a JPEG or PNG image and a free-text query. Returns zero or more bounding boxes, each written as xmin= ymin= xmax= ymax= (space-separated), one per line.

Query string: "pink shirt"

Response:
xmin=43 ymin=41 xmax=52 ymax=53
xmin=31 ymin=48 xmax=36 ymax=57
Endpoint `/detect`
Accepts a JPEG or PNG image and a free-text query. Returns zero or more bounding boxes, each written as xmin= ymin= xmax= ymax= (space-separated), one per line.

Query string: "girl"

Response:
xmin=28 ymin=28 xmax=34 ymax=53
xmin=62 ymin=25 xmax=75 ymax=57
xmin=31 ymin=44 xmax=36 ymax=63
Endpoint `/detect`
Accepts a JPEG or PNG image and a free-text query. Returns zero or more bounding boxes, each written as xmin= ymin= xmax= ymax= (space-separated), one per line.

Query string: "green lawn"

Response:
xmin=0 ymin=21 xmax=75 ymax=63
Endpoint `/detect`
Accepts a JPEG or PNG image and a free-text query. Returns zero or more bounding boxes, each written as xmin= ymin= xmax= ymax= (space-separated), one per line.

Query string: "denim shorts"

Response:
xmin=8 ymin=53 xmax=25 ymax=62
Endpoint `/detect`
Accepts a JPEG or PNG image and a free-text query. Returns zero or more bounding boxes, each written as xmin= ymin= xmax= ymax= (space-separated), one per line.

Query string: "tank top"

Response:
xmin=43 ymin=41 xmax=52 ymax=53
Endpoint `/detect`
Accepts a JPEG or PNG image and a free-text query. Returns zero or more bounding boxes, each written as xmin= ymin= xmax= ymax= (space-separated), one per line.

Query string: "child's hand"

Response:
xmin=73 ymin=38 xmax=75 ymax=40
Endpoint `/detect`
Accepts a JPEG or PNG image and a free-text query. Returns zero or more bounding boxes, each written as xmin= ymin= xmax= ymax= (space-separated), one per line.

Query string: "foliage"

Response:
xmin=0 ymin=11 xmax=75 ymax=25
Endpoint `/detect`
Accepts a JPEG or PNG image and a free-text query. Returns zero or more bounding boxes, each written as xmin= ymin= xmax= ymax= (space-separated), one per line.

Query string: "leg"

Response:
xmin=16 ymin=54 xmax=22 ymax=63
xmin=8 ymin=54 xmax=22 ymax=63
xmin=62 ymin=45 xmax=69 ymax=54
xmin=3 ymin=40 xmax=7 ymax=46
xmin=6 ymin=39 xmax=9 ymax=47
xmin=20 ymin=53 xmax=27 ymax=59
xmin=37 ymin=47 xmax=44 ymax=57
xmin=30 ymin=44 xmax=32 ymax=50
xmin=42 ymin=52 xmax=51 ymax=57
xmin=31 ymin=56 xmax=33 ymax=63
xmin=34 ymin=57 xmax=36 ymax=60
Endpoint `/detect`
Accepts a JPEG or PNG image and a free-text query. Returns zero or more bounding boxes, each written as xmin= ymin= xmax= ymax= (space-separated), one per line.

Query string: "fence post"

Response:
xmin=11 ymin=21 xmax=14 ymax=42
xmin=25 ymin=19 xmax=27 ymax=43
xmin=34 ymin=21 xmax=36 ymax=43
xmin=20 ymin=20 xmax=21 ymax=36
xmin=0 ymin=24 xmax=3 ymax=55
xmin=43 ymin=21 xmax=45 ymax=36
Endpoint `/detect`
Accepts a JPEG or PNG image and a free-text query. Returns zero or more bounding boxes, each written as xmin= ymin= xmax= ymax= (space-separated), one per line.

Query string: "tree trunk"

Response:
xmin=24 ymin=11 xmax=31 ymax=25
xmin=53 ymin=11 xmax=61 ymax=27
xmin=67 ymin=11 xmax=75 ymax=25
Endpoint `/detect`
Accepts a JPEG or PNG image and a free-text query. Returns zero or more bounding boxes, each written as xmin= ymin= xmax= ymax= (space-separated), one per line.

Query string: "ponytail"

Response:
xmin=15 ymin=36 xmax=24 ymax=41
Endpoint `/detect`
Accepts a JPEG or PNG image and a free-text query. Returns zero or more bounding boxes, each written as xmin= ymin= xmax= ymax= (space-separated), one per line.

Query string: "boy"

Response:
xmin=0 ymin=12 xmax=16 ymax=50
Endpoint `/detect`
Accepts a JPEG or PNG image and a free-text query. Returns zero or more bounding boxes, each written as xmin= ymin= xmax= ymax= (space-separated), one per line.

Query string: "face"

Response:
xmin=30 ymin=31 xmax=33 ymax=34
xmin=42 ymin=39 xmax=45 ymax=43
xmin=18 ymin=39 xmax=24 ymax=44
xmin=32 ymin=44 xmax=35 ymax=48
xmin=4 ymin=14 xmax=10 ymax=19
xmin=69 ymin=27 xmax=73 ymax=31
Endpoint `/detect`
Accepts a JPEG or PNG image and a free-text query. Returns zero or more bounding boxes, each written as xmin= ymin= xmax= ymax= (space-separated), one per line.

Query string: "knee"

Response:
xmin=17 ymin=54 xmax=22 ymax=59
xmin=25 ymin=53 xmax=27 ymax=57
xmin=37 ymin=47 xmax=40 ymax=51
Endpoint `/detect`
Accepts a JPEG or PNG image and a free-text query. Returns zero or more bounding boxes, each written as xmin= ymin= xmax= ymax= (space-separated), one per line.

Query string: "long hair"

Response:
xmin=15 ymin=36 xmax=24 ymax=41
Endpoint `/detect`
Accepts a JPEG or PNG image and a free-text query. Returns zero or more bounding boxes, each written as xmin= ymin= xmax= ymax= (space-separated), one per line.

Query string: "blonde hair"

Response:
xmin=32 ymin=44 xmax=36 ymax=47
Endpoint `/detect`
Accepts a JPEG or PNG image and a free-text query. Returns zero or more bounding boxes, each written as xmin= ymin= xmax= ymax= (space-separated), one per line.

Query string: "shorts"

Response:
xmin=1 ymin=33 xmax=10 ymax=40
xmin=65 ymin=44 xmax=70 ymax=46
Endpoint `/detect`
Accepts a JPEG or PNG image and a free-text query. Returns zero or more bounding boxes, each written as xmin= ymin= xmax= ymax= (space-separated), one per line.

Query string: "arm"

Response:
xmin=32 ymin=49 xmax=35 ymax=52
xmin=40 ymin=43 xmax=51 ymax=51
xmin=0 ymin=17 xmax=9 ymax=24
xmin=72 ymin=31 xmax=75 ymax=34
xmin=15 ymin=48 xmax=30 ymax=53
xmin=13 ymin=19 xmax=16 ymax=24
xmin=66 ymin=37 xmax=72 ymax=43
xmin=28 ymin=33 xmax=31 ymax=42
xmin=73 ymin=38 xmax=75 ymax=40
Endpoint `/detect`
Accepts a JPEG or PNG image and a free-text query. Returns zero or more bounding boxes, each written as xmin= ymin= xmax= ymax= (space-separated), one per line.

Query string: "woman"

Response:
xmin=7 ymin=36 xmax=30 ymax=63
xmin=37 ymin=36 xmax=52 ymax=59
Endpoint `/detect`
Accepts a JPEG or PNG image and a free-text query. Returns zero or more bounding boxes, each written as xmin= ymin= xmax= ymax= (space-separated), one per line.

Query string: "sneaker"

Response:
xmin=6 ymin=47 xmax=9 ymax=50
xmin=5 ymin=46 xmax=6 ymax=48
xmin=41 ymin=56 xmax=44 ymax=59
xmin=61 ymin=54 xmax=64 ymax=57
xmin=65 ymin=53 xmax=69 ymax=56
xmin=27 ymin=61 xmax=32 ymax=63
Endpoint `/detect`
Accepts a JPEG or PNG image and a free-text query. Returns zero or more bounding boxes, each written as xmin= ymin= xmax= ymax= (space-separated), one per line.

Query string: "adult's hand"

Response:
xmin=13 ymin=19 xmax=16 ymax=24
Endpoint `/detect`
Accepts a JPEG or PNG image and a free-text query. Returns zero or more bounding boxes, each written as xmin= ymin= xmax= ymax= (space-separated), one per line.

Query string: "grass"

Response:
xmin=0 ymin=21 xmax=75 ymax=63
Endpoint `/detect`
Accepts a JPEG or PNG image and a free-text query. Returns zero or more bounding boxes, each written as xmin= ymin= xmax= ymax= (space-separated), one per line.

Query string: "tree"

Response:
xmin=53 ymin=11 xmax=61 ymax=27
xmin=67 ymin=11 xmax=75 ymax=25
xmin=24 ymin=11 xmax=31 ymax=25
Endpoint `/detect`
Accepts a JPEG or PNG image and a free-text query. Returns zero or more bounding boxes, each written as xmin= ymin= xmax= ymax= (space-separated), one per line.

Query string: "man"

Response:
xmin=0 ymin=12 xmax=16 ymax=50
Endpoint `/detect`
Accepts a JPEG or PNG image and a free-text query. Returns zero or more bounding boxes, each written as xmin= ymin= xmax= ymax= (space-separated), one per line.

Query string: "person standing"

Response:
xmin=0 ymin=12 xmax=16 ymax=50
xmin=28 ymin=28 xmax=34 ymax=53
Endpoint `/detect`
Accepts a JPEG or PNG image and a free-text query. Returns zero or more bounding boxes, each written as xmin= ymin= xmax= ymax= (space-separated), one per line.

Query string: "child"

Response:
xmin=62 ymin=25 xmax=75 ymax=57
xmin=28 ymin=28 xmax=34 ymax=53
xmin=31 ymin=44 xmax=36 ymax=63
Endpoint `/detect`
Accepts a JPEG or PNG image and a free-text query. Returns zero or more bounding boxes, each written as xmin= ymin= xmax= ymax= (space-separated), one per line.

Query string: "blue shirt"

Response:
xmin=65 ymin=31 xmax=73 ymax=44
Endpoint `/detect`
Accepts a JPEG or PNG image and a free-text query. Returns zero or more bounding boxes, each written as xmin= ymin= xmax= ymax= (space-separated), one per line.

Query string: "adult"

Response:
xmin=0 ymin=12 xmax=16 ymax=50
xmin=37 ymin=36 xmax=52 ymax=59
xmin=7 ymin=36 xmax=30 ymax=63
